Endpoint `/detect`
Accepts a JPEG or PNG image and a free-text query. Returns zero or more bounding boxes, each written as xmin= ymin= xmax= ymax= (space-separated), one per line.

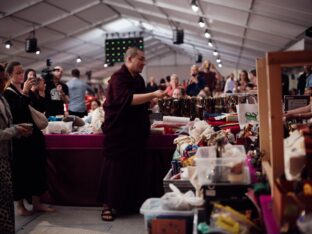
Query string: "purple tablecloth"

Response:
xmin=42 ymin=134 xmax=176 ymax=206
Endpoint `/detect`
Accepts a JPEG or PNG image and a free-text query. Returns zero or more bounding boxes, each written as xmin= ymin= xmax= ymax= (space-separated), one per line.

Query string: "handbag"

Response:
xmin=28 ymin=105 xmax=48 ymax=130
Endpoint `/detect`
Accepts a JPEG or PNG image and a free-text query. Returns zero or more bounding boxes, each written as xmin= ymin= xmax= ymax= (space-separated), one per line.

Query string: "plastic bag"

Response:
xmin=210 ymin=203 xmax=261 ymax=234
xmin=160 ymin=183 xmax=204 ymax=211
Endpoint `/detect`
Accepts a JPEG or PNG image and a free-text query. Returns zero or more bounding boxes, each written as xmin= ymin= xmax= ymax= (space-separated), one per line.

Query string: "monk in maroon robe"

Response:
xmin=97 ymin=47 xmax=167 ymax=221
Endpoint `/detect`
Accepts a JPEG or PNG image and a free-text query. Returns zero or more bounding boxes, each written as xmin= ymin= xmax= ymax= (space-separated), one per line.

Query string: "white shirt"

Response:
xmin=224 ymin=78 xmax=235 ymax=93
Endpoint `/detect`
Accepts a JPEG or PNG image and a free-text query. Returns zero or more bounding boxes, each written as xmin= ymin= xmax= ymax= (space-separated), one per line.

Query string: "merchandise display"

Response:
xmin=158 ymin=94 xmax=257 ymax=120
xmin=1 ymin=0 xmax=312 ymax=232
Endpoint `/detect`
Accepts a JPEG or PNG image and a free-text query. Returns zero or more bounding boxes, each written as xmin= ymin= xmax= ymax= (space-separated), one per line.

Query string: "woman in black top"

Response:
xmin=0 ymin=65 xmax=32 ymax=233
xmin=4 ymin=61 xmax=54 ymax=216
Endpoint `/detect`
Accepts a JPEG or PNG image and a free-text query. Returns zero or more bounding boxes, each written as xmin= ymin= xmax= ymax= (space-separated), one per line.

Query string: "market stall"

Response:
xmin=41 ymin=133 xmax=177 ymax=206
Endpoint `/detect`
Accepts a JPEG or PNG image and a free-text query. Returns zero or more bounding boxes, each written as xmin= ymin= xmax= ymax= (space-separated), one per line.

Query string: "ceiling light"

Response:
xmin=213 ymin=50 xmax=218 ymax=56
xmin=191 ymin=0 xmax=199 ymax=12
xmin=216 ymin=57 xmax=221 ymax=63
xmin=204 ymin=29 xmax=211 ymax=38
xmin=5 ymin=40 xmax=12 ymax=49
xmin=76 ymin=56 xmax=82 ymax=63
xmin=218 ymin=63 xmax=222 ymax=68
xmin=208 ymin=39 xmax=213 ymax=47
xmin=198 ymin=17 xmax=205 ymax=28
xmin=35 ymin=47 xmax=41 ymax=55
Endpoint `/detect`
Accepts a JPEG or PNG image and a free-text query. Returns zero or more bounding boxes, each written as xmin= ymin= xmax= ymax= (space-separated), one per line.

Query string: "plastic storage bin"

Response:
xmin=140 ymin=198 xmax=194 ymax=234
xmin=195 ymin=145 xmax=246 ymax=158
xmin=195 ymin=145 xmax=248 ymax=185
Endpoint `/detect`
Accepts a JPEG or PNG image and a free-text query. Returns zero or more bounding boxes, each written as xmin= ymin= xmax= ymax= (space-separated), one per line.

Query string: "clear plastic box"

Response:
xmin=195 ymin=144 xmax=246 ymax=158
xmin=195 ymin=145 xmax=249 ymax=185
xmin=140 ymin=198 xmax=194 ymax=234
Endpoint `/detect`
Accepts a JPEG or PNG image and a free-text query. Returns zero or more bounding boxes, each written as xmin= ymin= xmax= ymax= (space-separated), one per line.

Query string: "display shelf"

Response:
xmin=257 ymin=50 xmax=312 ymax=190
xmin=257 ymin=50 xmax=312 ymax=228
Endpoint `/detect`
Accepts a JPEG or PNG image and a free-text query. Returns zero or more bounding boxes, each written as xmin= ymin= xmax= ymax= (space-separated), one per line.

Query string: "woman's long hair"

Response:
xmin=0 ymin=65 xmax=9 ymax=93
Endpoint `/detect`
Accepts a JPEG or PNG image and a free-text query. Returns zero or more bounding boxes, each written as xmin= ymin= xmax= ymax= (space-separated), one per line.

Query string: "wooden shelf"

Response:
xmin=257 ymin=50 xmax=312 ymax=191
xmin=257 ymin=50 xmax=312 ymax=228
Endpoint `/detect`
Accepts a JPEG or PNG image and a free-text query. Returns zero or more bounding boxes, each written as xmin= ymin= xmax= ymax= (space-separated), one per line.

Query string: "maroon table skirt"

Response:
xmin=41 ymin=134 xmax=176 ymax=206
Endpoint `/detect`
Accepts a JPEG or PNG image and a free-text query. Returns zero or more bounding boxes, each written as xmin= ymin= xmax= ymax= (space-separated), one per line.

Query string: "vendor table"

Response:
xmin=41 ymin=134 xmax=176 ymax=206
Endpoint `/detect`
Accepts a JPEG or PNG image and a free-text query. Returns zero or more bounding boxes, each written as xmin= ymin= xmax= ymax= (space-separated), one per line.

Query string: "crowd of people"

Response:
xmin=145 ymin=64 xmax=312 ymax=106
xmin=0 ymin=61 xmax=102 ymax=233
xmin=145 ymin=61 xmax=259 ymax=103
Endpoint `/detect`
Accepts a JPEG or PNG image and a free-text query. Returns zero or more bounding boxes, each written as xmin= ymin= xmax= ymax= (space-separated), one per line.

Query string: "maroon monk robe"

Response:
xmin=97 ymin=64 xmax=150 ymax=212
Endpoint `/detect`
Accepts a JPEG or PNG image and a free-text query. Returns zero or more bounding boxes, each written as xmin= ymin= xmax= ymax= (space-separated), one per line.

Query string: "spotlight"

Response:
xmin=208 ymin=39 xmax=213 ymax=47
xmin=191 ymin=0 xmax=199 ymax=12
xmin=25 ymin=31 xmax=38 ymax=53
xmin=216 ymin=57 xmax=221 ymax=63
xmin=213 ymin=50 xmax=218 ymax=56
xmin=173 ymin=28 xmax=184 ymax=44
xmin=5 ymin=40 xmax=12 ymax=49
xmin=76 ymin=56 xmax=82 ymax=63
xmin=204 ymin=29 xmax=211 ymax=38
xmin=104 ymin=62 xmax=114 ymax=67
xmin=195 ymin=54 xmax=203 ymax=63
xmin=198 ymin=17 xmax=205 ymax=28
xmin=35 ymin=47 xmax=41 ymax=55
xmin=218 ymin=63 xmax=222 ymax=68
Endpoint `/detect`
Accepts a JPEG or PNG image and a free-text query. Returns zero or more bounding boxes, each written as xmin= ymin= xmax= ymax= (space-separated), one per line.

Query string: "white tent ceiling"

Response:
xmin=0 ymin=0 xmax=311 ymax=80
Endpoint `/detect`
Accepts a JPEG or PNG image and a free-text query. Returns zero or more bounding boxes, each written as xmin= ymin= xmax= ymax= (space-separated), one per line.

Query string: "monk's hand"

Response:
xmin=153 ymin=89 xmax=168 ymax=98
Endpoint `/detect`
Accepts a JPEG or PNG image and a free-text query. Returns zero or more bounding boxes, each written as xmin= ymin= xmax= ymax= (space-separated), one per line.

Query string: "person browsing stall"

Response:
xmin=66 ymin=68 xmax=94 ymax=117
xmin=186 ymin=64 xmax=205 ymax=96
xmin=4 ymin=61 xmax=55 ymax=217
xmin=0 ymin=64 xmax=32 ymax=234
xmin=284 ymin=87 xmax=312 ymax=120
xmin=97 ymin=47 xmax=167 ymax=221
xmin=45 ymin=66 xmax=69 ymax=117
xmin=146 ymin=76 xmax=158 ymax=93
xmin=24 ymin=69 xmax=47 ymax=113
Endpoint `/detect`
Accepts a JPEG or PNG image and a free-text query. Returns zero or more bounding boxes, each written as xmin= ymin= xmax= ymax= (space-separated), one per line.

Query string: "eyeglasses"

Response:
xmin=53 ymin=68 xmax=61 ymax=72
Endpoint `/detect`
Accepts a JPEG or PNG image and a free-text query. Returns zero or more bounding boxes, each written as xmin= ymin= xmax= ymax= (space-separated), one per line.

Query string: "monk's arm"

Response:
xmin=132 ymin=90 xmax=167 ymax=105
